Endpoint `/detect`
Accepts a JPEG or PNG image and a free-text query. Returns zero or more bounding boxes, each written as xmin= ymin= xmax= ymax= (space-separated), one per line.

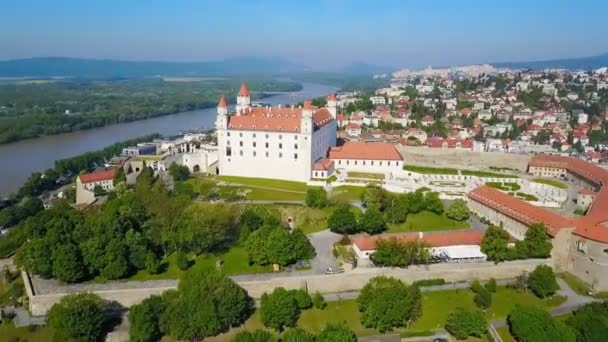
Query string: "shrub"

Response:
xmin=176 ymin=251 xmax=189 ymax=271
xmin=486 ymin=278 xmax=497 ymax=293
xmin=445 ymin=308 xmax=487 ymax=340
xmin=260 ymin=287 xmax=299 ymax=330
xmin=47 ymin=293 xmax=105 ymax=342
xmin=232 ymin=330 xmax=276 ymax=342
xmin=312 ymin=291 xmax=326 ymax=309
xmin=508 ymin=305 xmax=576 ymax=342
xmin=528 ymin=265 xmax=559 ymax=298
xmin=289 ymin=289 xmax=312 ymax=309
xmin=414 ymin=278 xmax=446 ymax=287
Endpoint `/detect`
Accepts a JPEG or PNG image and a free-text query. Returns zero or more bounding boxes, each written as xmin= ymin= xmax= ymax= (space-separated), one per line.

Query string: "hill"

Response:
xmin=492 ymin=52 xmax=608 ymax=71
xmin=0 ymin=57 xmax=308 ymax=78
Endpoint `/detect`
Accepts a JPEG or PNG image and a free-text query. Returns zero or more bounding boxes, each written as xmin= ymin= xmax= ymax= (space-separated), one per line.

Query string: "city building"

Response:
xmin=328 ymin=141 xmax=403 ymax=174
xmin=215 ymin=84 xmax=338 ymax=182
xmin=76 ymin=169 xmax=116 ymax=205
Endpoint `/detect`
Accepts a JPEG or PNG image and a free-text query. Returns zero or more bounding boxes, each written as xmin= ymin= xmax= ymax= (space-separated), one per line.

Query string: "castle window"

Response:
xmin=265 ymin=134 xmax=269 ymax=139
xmin=227 ymin=132 xmax=230 ymax=137
xmin=576 ymin=240 xmax=587 ymax=254
xmin=279 ymin=135 xmax=283 ymax=139
xmin=253 ymin=151 xmax=256 ymax=157
xmin=294 ymin=144 xmax=298 ymax=149
xmin=279 ymin=143 xmax=283 ymax=149
xmin=239 ymin=141 xmax=243 ymax=147
xmin=253 ymin=142 xmax=256 ymax=147
xmin=294 ymin=153 xmax=298 ymax=159
xmin=265 ymin=142 xmax=269 ymax=148
xmin=279 ymin=152 xmax=283 ymax=158
xmin=239 ymin=133 xmax=243 ymax=137
xmin=239 ymin=150 xmax=243 ymax=156
xmin=253 ymin=126 xmax=256 ymax=131
xmin=265 ymin=126 xmax=269 ymax=130
xmin=265 ymin=151 xmax=269 ymax=158
xmin=226 ymin=147 xmax=232 ymax=157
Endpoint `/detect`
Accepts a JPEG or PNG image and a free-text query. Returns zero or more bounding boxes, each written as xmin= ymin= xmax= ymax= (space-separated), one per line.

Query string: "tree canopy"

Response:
xmin=47 ymin=293 xmax=106 ymax=342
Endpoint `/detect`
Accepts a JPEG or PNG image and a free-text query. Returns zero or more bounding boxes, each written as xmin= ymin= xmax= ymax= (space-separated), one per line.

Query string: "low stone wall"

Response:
xmin=24 ymin=259 xmax=550 ymax=316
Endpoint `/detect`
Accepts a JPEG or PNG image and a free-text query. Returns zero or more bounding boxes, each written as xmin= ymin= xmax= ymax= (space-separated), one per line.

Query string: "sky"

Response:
xmin=1 ymin=0 xmax=607 ymax=69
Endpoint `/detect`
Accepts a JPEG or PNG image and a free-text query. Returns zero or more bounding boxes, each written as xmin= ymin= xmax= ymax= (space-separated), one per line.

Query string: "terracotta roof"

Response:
xmin=313 ymin=158 xmax=334 ymax=171
xmin=346 ymin=123 xmax=361 ymax=129
xmin=327 ymin=93 xmax=337 ymax=101
xmin=227 ymin=106 xmax=333 ymax=133
xmin=218 ymin=96 xmax=227 ymax=108
xmin=238 ymin=83 xmax=250 ymax=97
xmin=578 ymin=188 xmax=597 ymax=196
xmin=303 ymin=100 xmax=313 ymax=110
xmin=79 ymin=169 xmax=116 ymax=184
xmin=351 ymin=231 xmax=485 ymax=251
xmin=328 ymin=141 xmax=403 ymax=161
xmin=467 ymin=185 xmax=572 ymax=236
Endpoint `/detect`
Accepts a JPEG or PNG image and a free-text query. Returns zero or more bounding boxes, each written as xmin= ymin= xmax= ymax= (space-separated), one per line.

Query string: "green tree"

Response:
xmin=260 ymin=287 xmax=299 ymax=330
xmin=177 ymin=202 xmax=238 ymax=254
xmin=473 ymin=288 xmax=492 ymax=310
xmin=508 ymin=305 xmax=576 ymax=342
xmin=129 ymin=295 xmax=165 ymax=342
xmin=168 ymin=163 xmax=191 ymax=181
xmin=445 ymin=199 xmax=470 ymax=221
xmin=232 ymin=330 xmax=276 ymax=342
xmin=291 ymin=228 xmax=316 ymax=261
xmin=424 ymin=191 xmax=444 ymax=214
xmin=113 ymin=167 xmax=126 ymax=184
xmin=101 ymin=238 xmax=130 ymax=280
xmin=384 ymin=194 xmax=410 ymax=224
xmin=176 ymin=250 xmax=190 ymax=270
xmin=445 ymin=308 xmax=487 ymax=340
xmin=266 ymin=228 xmax=296 ymax=266
xmin=241 ymin=208 xmax=264 ymax=231
xmin=47 ymin=293 xmax=105 ymax=342
xmin=312 ymin=291 xmax=327 ymax=309
xmin=517 ymin=223 xmax=552 ymax=258
xmin=486 ymin=278 xmax=497 ymax=293
xmin=145 ymin=251 xmax=162 ymax=274
xmin=288 ymin=289 xmax=312 ymax=309
xmin=283 ymin=328 xmax=315 ymax=342
xmin=163 ymin=268 xmax=250 ymax=340
xmin=327 ymin=205 xmax=358 ymax=234
xmin=15 ymin=238 xmax=53 ymax=278
xmin=51 ymin=243 xmax=87 ymax=283
xmin=370 ymin=237 xmax=429 ymax=267
xmin=527 ymin=265 xmax=559 ymax=298
xmin=305 ymin=187 xmax=328 ymax=208
xmin=317 ymin=323 xmax=357 ymax=342
xmin=361 ymin=184 xmax=388 ymax=210
xmin=480 ymin=226 xmax=511 ymax=262
xmin=566 ymin=302 xmax=608 ymax=342
xmin=358 ymin=207 xmax=387 ymax=234
xmin=357 ymin=276 xmax=422 ymax=332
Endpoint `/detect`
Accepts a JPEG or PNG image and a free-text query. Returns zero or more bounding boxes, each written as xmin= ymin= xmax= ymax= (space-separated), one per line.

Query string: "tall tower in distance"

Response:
xmin=236 ymin=83 xmax=251 ymax=113
xmin=216 ymin=95 xmax=228 ymax=130
xmin=326 ymin=93 xmax=338 ymax=119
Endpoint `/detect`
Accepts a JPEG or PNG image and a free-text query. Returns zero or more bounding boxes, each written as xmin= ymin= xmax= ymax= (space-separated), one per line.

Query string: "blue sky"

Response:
xmin=1 ymin=0 xmax=607 ymax=69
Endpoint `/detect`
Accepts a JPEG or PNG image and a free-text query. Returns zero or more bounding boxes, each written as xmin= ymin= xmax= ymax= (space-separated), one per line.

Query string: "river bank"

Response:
xmin=0 ymin=82 xmax=338 ymax=195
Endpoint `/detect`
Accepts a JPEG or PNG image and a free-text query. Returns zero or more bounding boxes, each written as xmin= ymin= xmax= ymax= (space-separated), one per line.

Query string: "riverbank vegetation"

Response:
xmin=0 ymin=78 xmax=301 ymax=144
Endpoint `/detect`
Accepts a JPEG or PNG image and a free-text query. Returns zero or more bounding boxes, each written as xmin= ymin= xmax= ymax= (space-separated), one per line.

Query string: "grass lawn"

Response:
xmin=496 ymin=326 xmax=515 ymax=342
xmin=126 ymin=246 xmax=272 ymax=281
xmin=188 ymin=176 xmax=307 ymax=201
xmin=347 ymin=172 xmax=385 ymax=180
xmin=198 ymin=286 xmax=564 ymax=340
xmin=388 ymin=211 xmax=469 ymax=233
xmin=404 ymin=165 xmax=459 ymax=175
xmin=330 ymin=185 xmax=366 ymax=202
xmin=217 ymin=175 xmax=309 ymax=192
xmin=461 ymin=170 xmax=518 ymax=178
xmin=272 ymin=204 xmax=361 ymax=234
xmin=533 ymin=177 xmax=568 ymax=189
xmin=558 ymin=272 xmax=591 ymax=296
xmin=0 ymin=322 xmax=58 ymax=342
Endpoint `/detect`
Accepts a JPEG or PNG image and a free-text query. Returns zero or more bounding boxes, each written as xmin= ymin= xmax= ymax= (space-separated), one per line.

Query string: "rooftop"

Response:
xmin=226 ymin=106 xmax=333 ymax=133
xmin=328 ymin=141 xmax=403 ymax=161
xmin=351 ymin=230 xmax=485 ymax=251
xmin=79 ymin=169 xmax=116 ymax=183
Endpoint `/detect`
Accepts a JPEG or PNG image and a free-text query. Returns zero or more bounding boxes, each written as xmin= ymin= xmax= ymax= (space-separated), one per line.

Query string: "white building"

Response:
xmin=76 ymin=169 xmax=116 ymax=205
xmin=328 ymin=141 xmax=403 ymax=174
xmin=216 ymin=84 xmax=338 ymax=182
xmin=369 ymin=96 xmax=386 ymax=105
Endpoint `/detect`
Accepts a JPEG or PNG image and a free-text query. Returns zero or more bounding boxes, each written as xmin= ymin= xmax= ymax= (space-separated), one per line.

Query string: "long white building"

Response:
xmin=216 ymin=84 xmax=338 ymax=182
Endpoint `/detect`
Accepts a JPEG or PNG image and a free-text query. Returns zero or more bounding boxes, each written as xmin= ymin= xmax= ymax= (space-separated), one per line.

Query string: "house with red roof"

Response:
xmin=328 ymin=141 xmax=403 ymax=174
xmin=345 ymin=123 xmax=362 ymax=136
xmin=421 ymin=115 xmax=434 ymax=127
xmin=76 ymin=169 xmax=117 ymax=205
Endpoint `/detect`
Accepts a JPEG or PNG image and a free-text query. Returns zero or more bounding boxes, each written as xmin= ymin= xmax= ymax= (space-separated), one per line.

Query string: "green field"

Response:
xmin=188 ymin=176 xmax=307 ymax=201
xmin=126 ymin=246 xmax=272 ymax=281
xmin=207 ymin=286 xmax=562 ymax=340
xmin=217 ymin=175 xmax=309 ymax=192
xmin=496 ymin=326 xmax=515 ymax=342
xmin=388 ymin=211 xmax=469 ymax=233
xmin=558 ymin=272 xmax=591 ymax=296
xmin=273 ymin=204 xmax=361 ymax=234
xmin=329 ymin=185 xmax=366 ymax=202
xmin=347 ymin=172 xmax=385 ymax=180
xmin=404 ymin=165 xmax=518 ymax=178
xmin=533 ymin=178 xmax=568 ymax=189
xmin=0 ymin=322 xmax=58 ymax=342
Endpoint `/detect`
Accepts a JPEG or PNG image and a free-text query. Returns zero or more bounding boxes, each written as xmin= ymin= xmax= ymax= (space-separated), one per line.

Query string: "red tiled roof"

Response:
xmin=351 ymin=231 xmax=485 ymax=251
xmin=313 ymin=158 xmax=334 ymax=171
xmin=345 ymin=123 xmax=361 ymax=129
xmin=218 ymin=96 xmax=227 ymax=107
xmin=79 ymin=169 xmax=116 ymax=184
xmin=578 ymin=188 xmax=596 ymax=196
xmin=227 ymin=106 xmax=333 ymax=133
xmin=328 ymin=141 xmax=403 ymax=161
xmin=238 ymin=83 xmax=250 ymax=96
xmin=327 ymin=93 xmax=337 ymax=101
xmin=467 ymin=185 xmax=572 ymax=236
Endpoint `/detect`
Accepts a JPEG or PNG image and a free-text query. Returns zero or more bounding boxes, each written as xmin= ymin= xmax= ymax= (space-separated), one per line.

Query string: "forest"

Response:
xmin=0 ymin=78 xmax=301 ymax=144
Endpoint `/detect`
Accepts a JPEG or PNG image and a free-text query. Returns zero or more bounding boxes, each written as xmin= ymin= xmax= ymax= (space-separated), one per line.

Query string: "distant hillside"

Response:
xmin=340 ymin=61 xmax=395 ymax=75
xmin=493 ymin=52 xmax=608 ymax=71
xmin=0 ymin=57 xmax=308 ymax=78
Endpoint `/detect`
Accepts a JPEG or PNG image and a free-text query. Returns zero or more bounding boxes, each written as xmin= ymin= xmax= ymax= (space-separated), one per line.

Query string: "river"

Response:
xmin=0 ymin=82 xmax=338 ymax=195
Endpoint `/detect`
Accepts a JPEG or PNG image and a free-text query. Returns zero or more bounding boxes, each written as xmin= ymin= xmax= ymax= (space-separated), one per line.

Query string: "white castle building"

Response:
xmin=216 ymin=84 xmax=338 ymax=182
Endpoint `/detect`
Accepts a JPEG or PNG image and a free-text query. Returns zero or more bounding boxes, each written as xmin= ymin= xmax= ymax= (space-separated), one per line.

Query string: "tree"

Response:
xmin=282 ymin=328 xmax=315 ymax=342
xmin=162 ymin=268 xmax=250 ymax=340
xmin=424 ymin=191 xmax=444 ymax=214
xmin=370 ymin=237 xmax=429 ymax=267
xmin=145 ymin=251 xmax=162 ymax=274
xmin=358 ymin=207 xmax=387 ymax=235
xmin=47 ymin=293 xmax=105 ymax=342
xmin=129 ymin=295 xmax=165 ymax=342
xmin=361 ymin=185 xmax=388 ymax=210
xmin=312 ymin=291 xmax=326 ymax=309
xmin=480 ymin=226 xmax=511 ymax=262
xmin=15 ymin=238 xmax=53 ymax=278
xmin=327 ymin=205 xmax=358 ymax=234
xmin=168 ymin=163 xmax=191 ymax=181
xmin=232 ymin=330 xmax=276 ymax=342
xmin=527 ymin=265 xmax=559 ymax=298
xmin=508 ymin=305 xmax=576 ymax=342
xmin=51 ymin=243 xmax=87 ymax=283
xmin=176 ymin=203 xmax=238 ymax=254
xmin=260 ymin=287 xmax=299 ymax=330
xmin=288 ymin=289 xmax=312 ymax=309
xmin=266 ymin=228 xmax=296 ymax=266
xmin=291 ymin=228 xmax=315 ymax=261
xmin=566 ymin=302 xmax=608 ymax=342
xmin=445 ymin=199 xmax=469 ymax=221
xmin=357 ymin=276 xmax=422 ymax=332
xmin=176 ymin=250 xmax=190 ymax=270
xmin=517 ymin=223 xmax=552 ymax=258
xmin=305 ymin=187 xmax=328 ymax=208
xmin=486 ymin=278 xmax=497 ymax=293
xmin=445 ymin=308 xmax=487 ymax=340
xmin=113 ymin=167 xmax=126 ymax=184
xmin=241 ymin=208 xmax=264 ymax=231
xmin=384 ymin=194 xmax=409 ymax=224
xmin=473 ymin=288 xmax=492 ymax=310
xmin=317 ymin=323 xmax=357 ymax=342
xmin=101 ymin=238 xmax=130 ymax=280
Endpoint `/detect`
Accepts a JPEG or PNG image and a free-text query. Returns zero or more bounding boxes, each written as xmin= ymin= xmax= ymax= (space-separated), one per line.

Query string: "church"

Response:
xmin=215 ymin=84 xmax=338 ymax=182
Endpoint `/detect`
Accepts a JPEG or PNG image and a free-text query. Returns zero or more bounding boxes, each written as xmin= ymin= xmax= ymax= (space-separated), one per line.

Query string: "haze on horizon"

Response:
xmin=2 ymin=0 xmax=607 ymax=70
